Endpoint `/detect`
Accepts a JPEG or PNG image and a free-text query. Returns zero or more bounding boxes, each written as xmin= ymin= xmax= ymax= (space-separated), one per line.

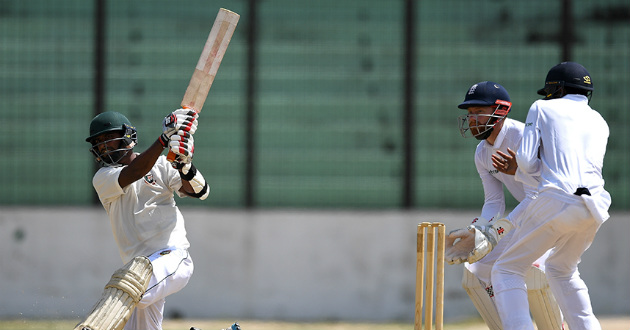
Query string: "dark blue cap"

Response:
xmin=537 ymin=62 xmax=593 ymax=96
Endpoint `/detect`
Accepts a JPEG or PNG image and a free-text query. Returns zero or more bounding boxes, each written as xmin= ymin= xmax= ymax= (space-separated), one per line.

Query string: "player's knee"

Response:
xmin=136 ymin=298 xmax=151 ymax=310
xmin=491 ymin=269 xmax=527 ymax=294
xmin=544 ymin=262 xmax=577 ymax=282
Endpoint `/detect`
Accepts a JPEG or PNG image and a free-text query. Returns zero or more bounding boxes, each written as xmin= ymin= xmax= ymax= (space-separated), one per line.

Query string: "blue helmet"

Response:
xmin=458 ymin=81 xmax=511 ymax=109
xmin=537 ymin=62 xmax=593 ymax=99
xmin=458 ymin=81 xmax=512 ymax=140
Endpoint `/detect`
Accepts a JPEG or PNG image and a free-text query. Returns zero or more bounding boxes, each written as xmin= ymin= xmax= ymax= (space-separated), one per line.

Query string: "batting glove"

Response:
xmin=169 ymin=130 xmax=194 ymax=165
xmin=160 ymin=109 xmax=198 ymax=145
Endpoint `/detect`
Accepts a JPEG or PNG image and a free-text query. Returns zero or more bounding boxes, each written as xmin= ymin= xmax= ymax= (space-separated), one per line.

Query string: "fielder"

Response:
xmin=79 ymin=110 xmax=231 ymax=330
xmin=448 ymin=62 xmax=610 ymax=330
xmin=449 ymin=81 xmax=563 ymax=330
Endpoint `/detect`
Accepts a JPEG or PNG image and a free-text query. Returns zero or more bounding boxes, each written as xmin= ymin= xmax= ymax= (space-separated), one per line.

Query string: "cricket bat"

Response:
xmin=167 ymin=8 xmax=240 ymax=162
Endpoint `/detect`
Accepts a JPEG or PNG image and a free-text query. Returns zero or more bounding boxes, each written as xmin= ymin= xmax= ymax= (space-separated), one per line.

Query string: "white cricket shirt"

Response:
xmin=93 ymin=155 xmax=190 ymax=263
xmin=516 ymin=94 xmax=611 ymax=221
xmin=474 ymin=118 xmax=537 ymax=222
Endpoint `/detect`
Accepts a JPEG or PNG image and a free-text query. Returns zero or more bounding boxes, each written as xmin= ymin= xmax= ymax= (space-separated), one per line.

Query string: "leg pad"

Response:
xmin=462 ymin=267 xmax=503 ymax=330
xmin=75 ymin=256 xmax=153 ymax=330
xmin=526 ymin=266 xmax=564 ymax=330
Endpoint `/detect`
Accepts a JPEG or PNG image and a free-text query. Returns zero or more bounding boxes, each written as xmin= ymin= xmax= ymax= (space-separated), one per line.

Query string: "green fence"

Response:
xmin=1 ymin=0 xmax=628 ymax=209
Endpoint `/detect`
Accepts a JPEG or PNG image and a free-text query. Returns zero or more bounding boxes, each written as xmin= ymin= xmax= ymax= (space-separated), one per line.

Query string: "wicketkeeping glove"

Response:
xmin=445 ymin=218 xmax=513 ymax=265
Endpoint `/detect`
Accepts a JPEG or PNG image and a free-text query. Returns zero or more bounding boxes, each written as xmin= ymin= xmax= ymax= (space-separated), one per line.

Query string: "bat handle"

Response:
xmin=166 ymin=150 xmax=177 ymax=163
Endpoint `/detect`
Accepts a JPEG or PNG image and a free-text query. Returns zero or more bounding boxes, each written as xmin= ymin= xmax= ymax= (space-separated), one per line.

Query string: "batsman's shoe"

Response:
xmin=225 ymin=322 xmax=241 ymax=330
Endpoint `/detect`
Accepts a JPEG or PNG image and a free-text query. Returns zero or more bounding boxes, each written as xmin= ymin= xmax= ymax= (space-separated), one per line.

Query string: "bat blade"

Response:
xmin=168 ymin=8 xmax=239 ymax=162
xmin=181 ymin=8 xmax=239 ymax=113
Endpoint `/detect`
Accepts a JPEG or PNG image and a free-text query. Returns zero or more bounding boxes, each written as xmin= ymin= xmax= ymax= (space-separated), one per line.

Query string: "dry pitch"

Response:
xmin=0 ymin=317 xmax=628 ymax=330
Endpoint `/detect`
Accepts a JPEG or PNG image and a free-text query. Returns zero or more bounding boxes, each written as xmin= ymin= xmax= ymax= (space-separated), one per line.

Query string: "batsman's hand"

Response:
xmin=169 ymin=130 xmax=194 ymax=165
xmin=161 ymin=108 xmax=198 ymax=142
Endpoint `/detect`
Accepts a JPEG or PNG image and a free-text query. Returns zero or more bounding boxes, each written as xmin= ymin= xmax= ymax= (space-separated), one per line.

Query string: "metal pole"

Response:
xmin=561 ymin=0 xmax=573 ymax=61
xmin=402 ymin=0 xmax=417 ymax=208
xmin=245 ymin=0 xmax=258 ymax=208
xmin=92 ymin=0 xmax=106 ymax=205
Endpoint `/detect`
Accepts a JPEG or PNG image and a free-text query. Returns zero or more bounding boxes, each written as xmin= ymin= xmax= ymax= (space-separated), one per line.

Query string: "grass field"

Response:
xmin=1 ymin=317 xmax=628 ymax=330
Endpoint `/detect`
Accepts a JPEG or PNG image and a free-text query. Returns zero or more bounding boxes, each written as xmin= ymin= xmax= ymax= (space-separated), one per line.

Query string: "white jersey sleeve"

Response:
xmin=475 ymin=148 xmax=506 ymax=221
xmin=516 ymin=103 xmax=543 ymax=181
xmin=93 ymin=166 xmax=126 ymax=209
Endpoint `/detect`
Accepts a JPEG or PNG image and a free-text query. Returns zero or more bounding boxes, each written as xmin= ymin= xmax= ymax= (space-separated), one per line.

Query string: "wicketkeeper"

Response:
xmin=448 ymin=81 xmax=563 ymax=330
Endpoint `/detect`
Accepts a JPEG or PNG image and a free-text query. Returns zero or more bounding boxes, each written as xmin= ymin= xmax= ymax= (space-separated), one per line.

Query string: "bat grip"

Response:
xmin=167 ymin=151 xmax=177 ymax=162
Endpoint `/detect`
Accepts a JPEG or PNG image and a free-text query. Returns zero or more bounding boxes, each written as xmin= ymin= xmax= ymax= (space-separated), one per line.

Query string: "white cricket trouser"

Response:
xmin=466 ymin=233 xmax=551 ymax=288
xmin=125 ymin=248 xmax=194 ymax=330
xmin=491 ymin=189 xmax=602 ymax=330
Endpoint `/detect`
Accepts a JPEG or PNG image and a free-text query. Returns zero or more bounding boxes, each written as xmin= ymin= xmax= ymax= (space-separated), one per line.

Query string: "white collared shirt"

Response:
xmin=516 ymin=94 xmax=609 ymax=195
xmin=474 ymin=118 xmax=537 ymax=222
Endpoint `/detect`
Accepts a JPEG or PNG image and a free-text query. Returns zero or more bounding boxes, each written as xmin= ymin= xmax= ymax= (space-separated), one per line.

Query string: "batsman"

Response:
xmin=79 ymin=110 xmax=212 ymax=330
xmin=76 ymin=8 xmax=239 ymax=330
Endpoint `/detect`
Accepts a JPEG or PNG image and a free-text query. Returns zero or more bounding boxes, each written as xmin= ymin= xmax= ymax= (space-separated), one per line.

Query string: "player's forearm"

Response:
xmin=479 ymin=176 xmax=505 ymax=221
xmin=480 ymin=202 xmax=505 ymax=223
xmin=118 ymin=139 xmax=165 ymax=188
